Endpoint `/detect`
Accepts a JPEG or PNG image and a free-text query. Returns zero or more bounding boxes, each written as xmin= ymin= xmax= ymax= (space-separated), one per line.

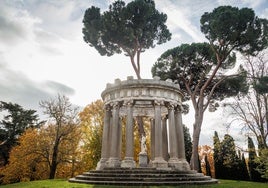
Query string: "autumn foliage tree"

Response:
xmin=79 ymin=100 xmax=104 ymax=170
xmin=1 ymin=128 xmax=48 ymax=184
xmin=199 ymin=145 xmax=214 ymax=177
xmin=0 ymin=101 xmax=42 ymax=166
xmin=39 ymin=95 xmax=80 ymax=179
xmin=1 ymin=123 xmax=83 ymax=184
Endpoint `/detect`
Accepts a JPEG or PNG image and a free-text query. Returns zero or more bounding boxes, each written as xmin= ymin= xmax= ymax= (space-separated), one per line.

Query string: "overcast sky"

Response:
xmin=1 ymin=0 xmax=267 ymax=147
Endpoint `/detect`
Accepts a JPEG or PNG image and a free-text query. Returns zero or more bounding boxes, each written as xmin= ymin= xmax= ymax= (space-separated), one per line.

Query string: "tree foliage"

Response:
xmin=201 ymin=6 xmax=268 ymax=56
xmin=0 ymin=128 xmax=48 ymax=184
xmin=0 ymin=123 xmax=83 ymax=185
xmin=152 ymin=5 xmax=267 ymax=171
xmin=199 ymin=145 xmax=214 ymax=177
xmin=83 ymin=0 xmax=171 ymax=79
xmin=39 ymin=95 xmax=79 ymax=179
xmin=227 ymin=52 xmax=268 ymax=149
xmin=255 ymin=148 xmax=268 ymax=180
xmin=213 ymin=131 xmax=223 ymax=179
xmin=183 ymin=125 xmax=192 ymax=163
xmin=79 ymin=100 xmax=104 ymax=170
xmin=248 ymin=136 xmax=266 ymax=182
xmin=0 ymin=102 xmax=42 ymax=166
xmin=213 ymin=132 xmax=250 ymax=180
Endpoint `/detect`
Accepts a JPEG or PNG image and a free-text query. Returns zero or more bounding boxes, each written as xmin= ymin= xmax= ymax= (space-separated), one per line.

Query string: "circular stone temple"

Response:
xmin=70 ymin=76 xmax=217 ymax=186
xmin=97 ymin=76 xmax=190 ymax=170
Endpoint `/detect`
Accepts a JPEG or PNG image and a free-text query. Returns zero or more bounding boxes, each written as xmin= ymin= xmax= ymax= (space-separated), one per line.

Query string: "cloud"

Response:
xmin=0 ymin=60 xmax=75 ymax=113
xmin=0 ymin=1 xmax=40 ymax=45
xmin=156 ymin=0 xmax=212 ymax=43
xmin=261 ymin=8 xmax=268 ymax=18
xmin=217 ymin=0 xmax=266 ymax=9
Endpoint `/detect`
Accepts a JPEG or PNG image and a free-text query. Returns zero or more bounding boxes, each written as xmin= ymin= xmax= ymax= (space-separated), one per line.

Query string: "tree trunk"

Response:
xmin=137 ymin=116 xmax=146 ymax=138
xmin=190 ymin=109 xmax=204 ymax=171
xmin=49 ymin=139 xmax=60 ymax=179
xmin=265 ymin=95 xmax=268 ymax=149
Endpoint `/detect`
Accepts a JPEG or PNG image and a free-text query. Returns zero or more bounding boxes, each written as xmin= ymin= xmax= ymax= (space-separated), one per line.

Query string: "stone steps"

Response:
xmin=69 ymin=168 xmax=218 ymax=186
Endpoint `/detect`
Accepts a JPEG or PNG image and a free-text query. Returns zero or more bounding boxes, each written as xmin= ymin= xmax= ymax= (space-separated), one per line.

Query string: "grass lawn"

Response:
xmin=0 ymin=179 xmax=267 ymax=188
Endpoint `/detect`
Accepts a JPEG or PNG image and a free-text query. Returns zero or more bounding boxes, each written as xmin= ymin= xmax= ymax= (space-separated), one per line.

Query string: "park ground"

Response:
xmin=0 ymin=179 xmax=267 ymax=188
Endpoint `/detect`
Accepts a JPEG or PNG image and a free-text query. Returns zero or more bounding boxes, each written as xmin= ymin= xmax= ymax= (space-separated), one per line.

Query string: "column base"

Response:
xmin=139 ymin=152 xmax=148 ymax=167
xmin=168 ymin=157 xmax=180 ymax=168
xmin=106 ymin=157 xmax=121 ymax=168
xmin=96 ymin=158 xmax=108 ymax=170
xmin=179 ymin=159 xmax=191 ymax=171
xmin=152 ymin=157 xmax=168 ymax=168
xmin=173 ymin=159 xmax=191 ymax=171
xmin=121 ymin=157 xmax=136 ymax=168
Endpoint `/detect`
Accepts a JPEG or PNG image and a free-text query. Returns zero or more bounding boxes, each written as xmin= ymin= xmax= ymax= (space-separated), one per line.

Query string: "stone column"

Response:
xmin=117 ymin=118 xmax=122 ymax=159
xmin=175 ymin=105 xmax=190 ymax=171
xmin=152 ymin=100 xmax=168 ymax=168
xmin=96 ymin=104 xmax=111 ymax=170
xmin=167 ymin=103 xmax=180 ymax=168
xmin=107 ymin=102 xmax=121 ymax=167
xmin=162 ymin=116 xmax=169 ymax=161
xmin=150 ymin=118 xmax=155 ymax=164
xmin=121 ymin=100 xmax=136 ymax=168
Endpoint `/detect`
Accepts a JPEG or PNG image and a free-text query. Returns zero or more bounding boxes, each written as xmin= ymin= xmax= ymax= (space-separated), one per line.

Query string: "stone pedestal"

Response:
xmin=152 ymin=157 xmax=168 ymax=168
xmin=177 ymin=159 xmax=191 ymax=171
xmin=168 ymin=157 xmax=180 ymax=168
xmin=106 ymin=157 xmax=121 ymax=168
xmin=139 ymin=152 xmax=148 ymax=167
xmin=167 ymin=158 xmax=190 ymax=170
xmin=121 ymin=157 xmax=136 ymax=168
xmin=96 ymin=158 xmax=108 ymax=170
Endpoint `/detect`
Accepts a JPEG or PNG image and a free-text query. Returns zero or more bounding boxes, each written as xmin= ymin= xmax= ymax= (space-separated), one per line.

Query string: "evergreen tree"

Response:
xmin=205 ymin=154 xmax=212 ymax=176
xmin=213 ymin=131 xmax=222 ymax=179
xmin=0 ymin=101 xmax=42 ymax=166
xmin=220 ymin=134 xmax=238 ymax=179
xmin=255 ymin=149 xmax=268 ymax=180
xmin=183 ymin=125 xmax=192 ymax=163
xmin=152 ymin=6 xmax=268 ymax=171
xmin=83 ymin=0 xmax=171 ymax=79
xmin=241 ymin=153 xmax=250 ymax=181
xmin=248 ymin=136 xmax=264 ymax=182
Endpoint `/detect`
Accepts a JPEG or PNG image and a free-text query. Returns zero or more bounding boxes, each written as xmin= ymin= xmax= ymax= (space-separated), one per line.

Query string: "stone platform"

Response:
xmin=69 ymin=167 xmax=218 ymax=186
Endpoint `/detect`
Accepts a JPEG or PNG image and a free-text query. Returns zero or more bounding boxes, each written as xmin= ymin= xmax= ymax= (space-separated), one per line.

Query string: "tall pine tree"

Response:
xmin=214 ymin=133 xmax=250 ymax=180
xmin=183 ymin=125 xmax=192 ymax=163
xmin=213 ymin=131 xmax=222 ymax=179
xmin=248 ymin=136 xmax=264 ymax=182
xmin=241 ymin=153 xmax=250 ymax=181
xmin=220 ymin=134 xmax=237 ymax=179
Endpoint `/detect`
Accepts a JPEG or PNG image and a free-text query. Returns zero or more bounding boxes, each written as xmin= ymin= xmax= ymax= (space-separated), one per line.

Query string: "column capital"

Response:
xmin=161 ymin=114 xmax=168 ymax=120
xmin=175 ymin=104 xmax=183 ymax=112
xmin=111 ymin=101 xmax=121 ymax=109
xmin=166 ymin=102 xmax=177 ymax=110
xmin=154 ymin=100 xmax=164 ymax=106
xmin=104 ymin=104 xmax=112 ymax=111
xmin=123 ymin=100 xmax=134 ymax=107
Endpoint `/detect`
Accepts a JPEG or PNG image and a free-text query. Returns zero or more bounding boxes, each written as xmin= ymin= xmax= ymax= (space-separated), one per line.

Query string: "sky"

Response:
xmin=0 ymin=0 xmax=268 ymax=148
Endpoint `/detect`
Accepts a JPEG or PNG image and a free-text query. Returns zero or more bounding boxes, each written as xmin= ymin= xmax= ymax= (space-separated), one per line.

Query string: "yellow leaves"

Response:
xmin=79 ymin=100 xmax=104 ymax=170
xmin=79 ymin=99 xmax=104 ymax=127
xmin=1 ymin=128 xmax=49 ymax=184
xmin=199 ymin=145 xmax=215 ymax=177
xmin=1 ymin=122 xmax=83 ymax=183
